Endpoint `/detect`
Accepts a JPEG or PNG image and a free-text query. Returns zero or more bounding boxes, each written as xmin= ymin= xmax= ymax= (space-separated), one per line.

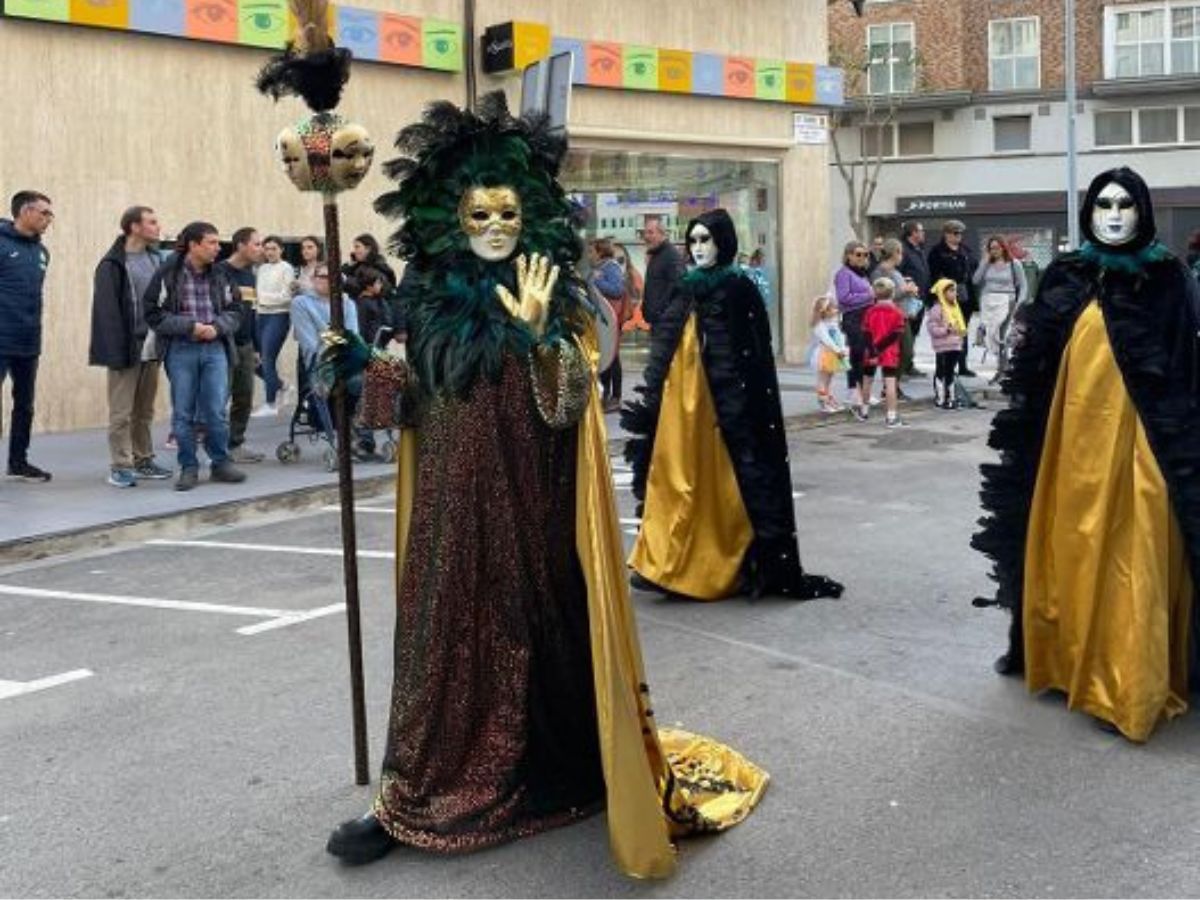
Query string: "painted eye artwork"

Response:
xmin=591 ymin=46 xmax=619 ymax=74
xmin=188 ymin=0 xmax=236 ymax=40
xmin=422 ymin=25 xmax=460 ymax=68
xmin=380 ymin=14 xmax=421 ymax=64
xmin=338 ymin=8 xmax=379 ymax=59
xmin=237 ymin=0 xmax=286 ymax=45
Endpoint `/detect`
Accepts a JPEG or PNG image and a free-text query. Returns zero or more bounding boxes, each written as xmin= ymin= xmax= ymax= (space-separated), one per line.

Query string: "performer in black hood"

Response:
xmin=623 ymin=209 xmax=842 ymax=602
xmin=973 ymin=166 xmax=1200 ymax=741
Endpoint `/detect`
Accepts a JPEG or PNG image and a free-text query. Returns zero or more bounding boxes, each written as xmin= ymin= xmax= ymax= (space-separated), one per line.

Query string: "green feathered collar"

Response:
xmin=1079 ymin=240 xmax=1172 ymax=275
xmin=682 ymin=263 xmax=738 ymax=292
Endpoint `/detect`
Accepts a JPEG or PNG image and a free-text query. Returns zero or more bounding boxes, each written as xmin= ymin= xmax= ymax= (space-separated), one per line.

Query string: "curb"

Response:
xmin=0 ymin=472 xmax=397 ymax=566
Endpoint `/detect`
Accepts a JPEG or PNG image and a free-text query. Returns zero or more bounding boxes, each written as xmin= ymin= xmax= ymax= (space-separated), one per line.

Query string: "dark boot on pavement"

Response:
xmin=175 ymin=467 xmax=199 ymax=492
xmin=210 ymin=461 xmax=246 ymax=484
xmin=629 ymin=571 xmax=666 ymax=594
xmin=326 ymin=813 xmax=397 ymax=865
xmin=8 ymin=460 xmax=52 ymax=482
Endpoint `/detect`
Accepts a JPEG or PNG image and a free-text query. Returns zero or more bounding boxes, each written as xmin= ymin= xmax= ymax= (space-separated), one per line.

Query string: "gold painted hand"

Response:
xmin=495 ymin=253 xmax=559 ymax=338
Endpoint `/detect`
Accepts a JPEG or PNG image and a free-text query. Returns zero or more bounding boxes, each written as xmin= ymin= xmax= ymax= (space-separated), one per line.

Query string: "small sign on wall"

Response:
xmin=793 ymin=113 xmax=828 ymax=145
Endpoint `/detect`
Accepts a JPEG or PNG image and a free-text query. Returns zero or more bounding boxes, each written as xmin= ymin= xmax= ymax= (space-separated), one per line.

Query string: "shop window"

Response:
xmin=989 ymin=18 xmax=1040 ymax=90
xmin=994 ymin=115 xmax=1032 ymax=152
xmin=1095 ymin=109 xmax=1134 ymax=146
xmin=1107 ymin=2 xmax=1200 ymax=78
xmin=1140 ymin=106 xmax=1180 ymax=142
xmin=866 ymin=22 xmax=915 ymax=94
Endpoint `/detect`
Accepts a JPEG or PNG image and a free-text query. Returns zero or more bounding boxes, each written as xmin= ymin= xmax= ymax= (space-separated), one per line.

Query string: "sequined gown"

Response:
xmin=372 ymin=353 xmax=606 ymax=851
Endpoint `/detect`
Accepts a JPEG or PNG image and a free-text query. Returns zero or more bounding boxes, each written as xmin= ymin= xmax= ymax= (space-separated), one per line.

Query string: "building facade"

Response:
xmin=1 ymin=0 xmax=838 ymax=432
xmin=829 ymin=0 xmax=1200 ymax=270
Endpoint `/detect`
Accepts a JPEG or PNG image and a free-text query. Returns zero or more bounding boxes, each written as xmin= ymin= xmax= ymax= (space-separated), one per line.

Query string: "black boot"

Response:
xmin=993 ymin=611 xmax=1025 ymax=677
xmin=326 ymin=813 xmax=397 ymax=865
xmin=630 ymin=571 xmax=666 ymax=594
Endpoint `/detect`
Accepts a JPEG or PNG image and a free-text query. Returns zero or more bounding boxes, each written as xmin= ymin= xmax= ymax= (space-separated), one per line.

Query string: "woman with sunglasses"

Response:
xmin=833 ymin=240 xmax=874 ymax=418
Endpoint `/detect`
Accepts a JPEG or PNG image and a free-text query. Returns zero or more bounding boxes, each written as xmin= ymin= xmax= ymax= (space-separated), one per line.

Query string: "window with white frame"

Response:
xmin=990 ymin=18 xmax=1041 ymax=90
xmin=1107 ymin=2 xmax=1200 ymax=78
xmin=867 ymin=22 xmax=916 ymax=94
xmin=1093 ymin=105 xmax=1199 ymax=145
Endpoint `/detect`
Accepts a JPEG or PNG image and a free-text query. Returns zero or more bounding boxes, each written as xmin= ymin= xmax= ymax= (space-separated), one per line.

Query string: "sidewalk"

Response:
xmin=0 ymin=335 xmax=998 ymax=562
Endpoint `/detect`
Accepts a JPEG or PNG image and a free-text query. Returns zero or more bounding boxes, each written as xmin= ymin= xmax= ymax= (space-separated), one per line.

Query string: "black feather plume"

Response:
xmin=255 ymin=44 xmax=352 ymax=112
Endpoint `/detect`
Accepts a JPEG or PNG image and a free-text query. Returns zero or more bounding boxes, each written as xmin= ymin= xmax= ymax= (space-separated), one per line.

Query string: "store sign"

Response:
xmin=793 ymin=113 xmax=828 ymax=145
xmin=0 ymin=0 xmax=462 ymax=70
xmin=897 ymin=196 xmax=970 ymax=215
xmin=481 ymin=20 xmax=551 ymax=74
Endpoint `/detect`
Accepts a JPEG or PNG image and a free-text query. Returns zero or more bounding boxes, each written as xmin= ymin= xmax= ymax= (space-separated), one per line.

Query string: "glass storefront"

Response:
xmin=561 ymin=149 xmax=784 ymax=351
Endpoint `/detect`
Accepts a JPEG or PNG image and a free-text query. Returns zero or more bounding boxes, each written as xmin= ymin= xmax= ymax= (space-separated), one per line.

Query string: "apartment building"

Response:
xmin=829 ymin=0 xmax=1200 ymax=266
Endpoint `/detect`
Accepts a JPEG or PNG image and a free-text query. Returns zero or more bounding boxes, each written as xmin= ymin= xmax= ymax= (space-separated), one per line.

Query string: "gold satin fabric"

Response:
xmin=389 ymin=333 xmax=768 ymax=879
xmin=628 ymin=315 xmax=754 ymax=600
xmin=1023 ymin=301 xmax=1192 ymax=742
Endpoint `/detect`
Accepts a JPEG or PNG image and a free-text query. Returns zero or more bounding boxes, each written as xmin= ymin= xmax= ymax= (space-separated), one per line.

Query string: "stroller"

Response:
xmin=276 ymin=343 xmax=398 ymax=470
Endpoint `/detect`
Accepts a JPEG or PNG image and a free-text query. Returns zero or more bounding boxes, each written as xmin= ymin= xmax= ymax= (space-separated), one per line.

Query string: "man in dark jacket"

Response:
xmin=897 ymin=220 xmax=931 ymax=377
xmin=0 ymin=191 xmax=54 ymax=482
xmin=216 ymin=227 xmax=266 ymax=465
xmin=143 ymin=221 xmax=246 ymax=491
xmin=927 ymin=219 xmax=978 ymax=377
xmin=640 ymin=215 xmax=685 ymax=325
xmin=89 ymin=206 xmax=174 ymax=488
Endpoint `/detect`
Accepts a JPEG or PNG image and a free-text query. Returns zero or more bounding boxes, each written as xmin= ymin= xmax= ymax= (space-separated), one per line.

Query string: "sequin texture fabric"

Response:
xmin=373 ymin=354 xmax=606 ymax=852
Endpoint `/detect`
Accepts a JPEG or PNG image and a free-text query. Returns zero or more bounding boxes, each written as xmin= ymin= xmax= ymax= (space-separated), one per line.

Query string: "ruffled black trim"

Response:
xmin=972 ymin=251 xmax=1200 ymax=677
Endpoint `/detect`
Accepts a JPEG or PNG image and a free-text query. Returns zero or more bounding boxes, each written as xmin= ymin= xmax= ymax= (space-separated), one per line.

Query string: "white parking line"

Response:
xmin=236 ymin=603 xmax=346 ymax=636
xmin=0 ymin=584 xmax=289 ymax=618
xmin=146 ymin=539 xmax=395 ymax=560
xmin=0 ymin=668 xmax=94 ymax=701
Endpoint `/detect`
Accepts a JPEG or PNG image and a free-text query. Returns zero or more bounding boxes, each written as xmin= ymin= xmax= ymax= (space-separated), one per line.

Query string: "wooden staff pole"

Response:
xmin=323 ymin=193 xmax=370 ymax=786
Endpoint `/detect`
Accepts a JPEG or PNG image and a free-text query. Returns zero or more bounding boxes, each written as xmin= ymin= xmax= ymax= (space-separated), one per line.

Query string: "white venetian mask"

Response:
xmin=1091 ymin=182 xmax=1139 ymax=247
xmin=688 ymin=224 xmax=718 ymax=269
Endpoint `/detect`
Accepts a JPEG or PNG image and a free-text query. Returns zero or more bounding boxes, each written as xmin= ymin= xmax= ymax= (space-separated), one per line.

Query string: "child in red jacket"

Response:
xmin=858 ymin=278 xmax=907 ymax=428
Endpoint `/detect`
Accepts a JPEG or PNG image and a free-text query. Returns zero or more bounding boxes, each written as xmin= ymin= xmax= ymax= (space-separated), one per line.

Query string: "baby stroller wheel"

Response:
xmin=276 ymin=441 xmax=300 ymax=463
xmin=322 ymin=446 xmax=338 ymax=472
xmin=380 ymin=440 xmax=398 ymax=464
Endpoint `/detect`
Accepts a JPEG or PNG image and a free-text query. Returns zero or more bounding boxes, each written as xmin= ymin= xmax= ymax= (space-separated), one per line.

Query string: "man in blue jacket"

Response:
xmin=0 ymin=191 xmax=54 ymax=482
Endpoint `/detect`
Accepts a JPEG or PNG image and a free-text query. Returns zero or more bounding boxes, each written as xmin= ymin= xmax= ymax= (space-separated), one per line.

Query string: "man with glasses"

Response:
xmin=0 ymin=191 xmax=54 ymax=481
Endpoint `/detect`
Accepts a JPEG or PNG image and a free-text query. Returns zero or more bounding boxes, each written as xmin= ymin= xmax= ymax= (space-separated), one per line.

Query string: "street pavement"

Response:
xmin=3 ymin=382 xmax=1200 ymax=898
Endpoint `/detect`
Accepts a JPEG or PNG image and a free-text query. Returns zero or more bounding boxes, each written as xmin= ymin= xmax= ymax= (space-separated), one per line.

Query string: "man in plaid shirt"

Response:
xmin=143 ymin=221 xmax=246 ymax=491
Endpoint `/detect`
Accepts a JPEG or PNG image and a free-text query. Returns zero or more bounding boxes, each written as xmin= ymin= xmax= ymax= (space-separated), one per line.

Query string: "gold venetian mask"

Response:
xmin=458 ymin=186 xmax=522 ymax=261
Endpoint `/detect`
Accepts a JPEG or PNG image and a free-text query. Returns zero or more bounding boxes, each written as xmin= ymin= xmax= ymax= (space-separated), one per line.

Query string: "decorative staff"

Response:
xmin=256 ymin=0 xmax=376 ymax=785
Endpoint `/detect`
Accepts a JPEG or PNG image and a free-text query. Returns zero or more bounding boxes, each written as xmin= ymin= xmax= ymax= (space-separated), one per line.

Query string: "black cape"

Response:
xmin=622 ymin=212 xmax=840 ymax=601
xmin=972 ymin=246 xmax=1200 ymax=675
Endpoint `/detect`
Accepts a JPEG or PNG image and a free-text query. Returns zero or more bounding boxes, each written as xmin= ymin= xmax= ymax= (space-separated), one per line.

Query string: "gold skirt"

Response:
xmin=1023 ymin=301 xmax=1192 ymax=742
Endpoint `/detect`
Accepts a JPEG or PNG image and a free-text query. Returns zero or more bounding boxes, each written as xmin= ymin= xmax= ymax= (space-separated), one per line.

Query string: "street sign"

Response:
xmin=793 ymin=112 xmax=828 ymax=145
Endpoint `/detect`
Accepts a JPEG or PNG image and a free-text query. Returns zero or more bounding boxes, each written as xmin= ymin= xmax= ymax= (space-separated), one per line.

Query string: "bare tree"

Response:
xmin=828 ymin=42 xmax=920 ymax=240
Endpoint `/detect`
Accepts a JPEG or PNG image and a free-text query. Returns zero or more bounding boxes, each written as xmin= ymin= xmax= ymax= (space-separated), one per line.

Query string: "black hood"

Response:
xmin=685 ymin=209 xmax=738 ymax=267
xmin=1080 ymin=166 xmax=1157 ymax=253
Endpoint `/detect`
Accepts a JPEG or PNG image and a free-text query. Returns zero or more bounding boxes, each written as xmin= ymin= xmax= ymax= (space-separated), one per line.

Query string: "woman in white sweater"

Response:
xmin=253 ymin=235 xmax=296 ymax=416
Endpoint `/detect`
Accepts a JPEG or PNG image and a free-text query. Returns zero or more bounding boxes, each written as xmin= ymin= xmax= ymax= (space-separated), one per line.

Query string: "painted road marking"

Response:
xmin=236 ymin=603 xmax=346 ymax=636
xmin=146 ymin=539 xmax=395 ymax=560
xmin=0 ymin=669 xmax=93 ymax=701
xmin=0 ymin=584 xmax=290 ymax=618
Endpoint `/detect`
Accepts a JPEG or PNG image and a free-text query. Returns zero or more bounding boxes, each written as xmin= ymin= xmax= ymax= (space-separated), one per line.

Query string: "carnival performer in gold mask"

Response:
xmin=320 ymin=93 xmax=768 ymax=877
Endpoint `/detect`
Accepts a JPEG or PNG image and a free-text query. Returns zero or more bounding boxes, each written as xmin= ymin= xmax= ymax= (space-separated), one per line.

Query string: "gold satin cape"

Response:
xmin=628 ymin=315 xmax=754 ymax=600
xmin=391 ymin=331 xmax=768 ymax=878
xmin=1023 ymin=301 xmax=1192 ymax=742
